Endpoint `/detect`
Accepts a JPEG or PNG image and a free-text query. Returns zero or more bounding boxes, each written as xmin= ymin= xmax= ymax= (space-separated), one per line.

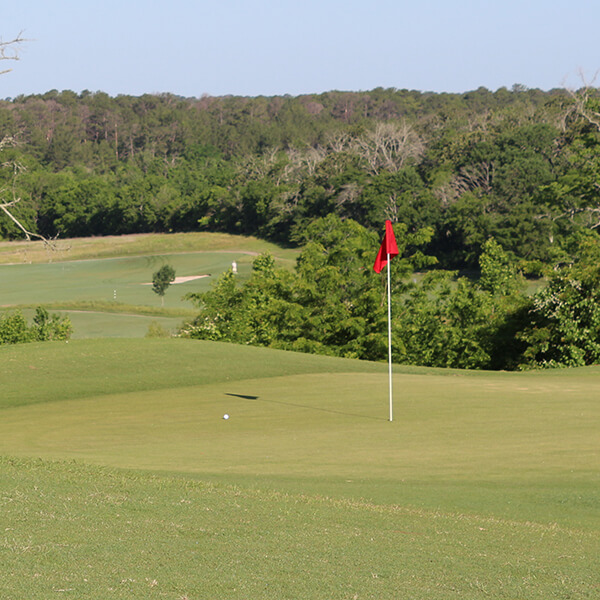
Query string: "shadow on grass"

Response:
xmin=224 ymin=393 xmax=385 ymax=421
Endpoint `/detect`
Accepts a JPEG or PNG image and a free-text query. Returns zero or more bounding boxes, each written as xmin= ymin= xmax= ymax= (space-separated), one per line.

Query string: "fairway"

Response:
xmin=0 ymin=232 xmax=300 ymax=265
xmin=19 ymin=308 xmax=185 ymax=339
xmin=0 ymin=232 xmax=300 ymax=339
xmin=0 ymin=339 xmax=598 ymax=598
xmin=0 ymin=252 xmax=252 ymax=308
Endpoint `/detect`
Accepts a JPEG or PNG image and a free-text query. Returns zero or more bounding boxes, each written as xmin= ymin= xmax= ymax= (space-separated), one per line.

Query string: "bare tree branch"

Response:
xmin=0 ymin=134 xmax=60 ymax=248
xmin=351 ymin=122 xmax=425 ymax=175
xmin=564 ymin=69 xmax=600 ymax=131
xmin=0 ymin=34 xmax=63 ymax=251
xmin=452 ymin=161 xmax=494 ymax=195
xmin=0 ymin=32 xmax=26 ymax=75
xmin=0 ymin=193 xmax=60 ymax=247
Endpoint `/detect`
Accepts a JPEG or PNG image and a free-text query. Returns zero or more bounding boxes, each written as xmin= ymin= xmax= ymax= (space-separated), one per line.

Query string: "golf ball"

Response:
xmin=223 ymin=414 xmax=230 ymax=420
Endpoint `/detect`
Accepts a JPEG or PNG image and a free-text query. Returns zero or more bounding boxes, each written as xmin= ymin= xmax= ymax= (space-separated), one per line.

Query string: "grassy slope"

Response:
xmin=0 ymin=231 xmax=300 ymax=265
xmin=0 ymin=339 xmax=598 ymax=599
xmin=0 ymin=338 xmax=386 ymax=408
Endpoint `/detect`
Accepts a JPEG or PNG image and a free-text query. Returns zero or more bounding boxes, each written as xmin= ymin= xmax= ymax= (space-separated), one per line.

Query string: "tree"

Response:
xmin=517 ymin=235 xmax=600 ymax=368
xmin=182 ymin=217 xmax=437 ymax=361
xmin=478 ymin=238 xmax=520 ymax=296
xmin=152 ymin=264 xmax=176 ymax=306
xmin=351 ymin=121 xmax=425 ymax=175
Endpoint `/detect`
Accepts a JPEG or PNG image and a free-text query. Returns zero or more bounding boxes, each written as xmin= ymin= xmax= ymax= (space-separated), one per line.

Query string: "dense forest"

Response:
xmin=3 ymin=85 xmax=600 ymax=369
xmin=1 ymin=85 xmax=598 ymax=267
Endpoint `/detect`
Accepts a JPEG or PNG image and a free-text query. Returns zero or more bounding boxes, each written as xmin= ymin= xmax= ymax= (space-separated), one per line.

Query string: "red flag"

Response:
xmin=373 ymin=220 xmax=399 ymax=273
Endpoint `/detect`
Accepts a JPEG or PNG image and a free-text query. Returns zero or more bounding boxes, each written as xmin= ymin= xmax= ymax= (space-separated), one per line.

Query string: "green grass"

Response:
xmin=18 ymin=300 xmax=195 ymax=317
xmin=20 ymin=307 xmax=186 ymax=339
xmin=0 ymin=338 xmax=387 ymax=409
xmin=0 ymin=232 xmax=299 ymax=338
xmin=0 ymin=339 xmax=598 ymax=598
xmin=17 ymin=302 xmax=195 ymax=339
xmin=1 ymin=456 xmax=597 ymax=600
xmin=0 ymin=252 xmax=253 ymax=308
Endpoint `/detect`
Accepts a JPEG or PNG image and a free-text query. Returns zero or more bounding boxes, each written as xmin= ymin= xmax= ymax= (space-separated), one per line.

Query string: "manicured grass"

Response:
xmin=0 ymin=338 xmax=387 ymax=409
xmin=0 ymin=339 xmax=598 ymax=598
xmin=0 ymin=252 xmax=252 ymax=308
xmin=0 ymin=232 xmax=299 ymax=337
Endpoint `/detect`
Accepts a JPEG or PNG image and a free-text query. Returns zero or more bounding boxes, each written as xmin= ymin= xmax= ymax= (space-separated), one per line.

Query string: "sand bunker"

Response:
xmin=171 ymin=275 xmax=210 ymax=284
xmin=142 ymin=275 xmax=209 ymax=285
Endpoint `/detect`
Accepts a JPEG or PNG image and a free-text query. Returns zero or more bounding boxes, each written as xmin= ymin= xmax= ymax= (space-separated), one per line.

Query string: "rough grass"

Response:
xmin=0 ymin=339 xmax=598 ymax=598
xmin=1 ymin=456 xmax=597 ymax=600
xmin=15 ymin=302 xmax=195 ymax=339
xmin=0 ymin=231 xmax=300 ymax=265
xmin=16 ymin=301 xmax=195 ymax=317
xmin=18 ymin=307 xmax=186 ymax=339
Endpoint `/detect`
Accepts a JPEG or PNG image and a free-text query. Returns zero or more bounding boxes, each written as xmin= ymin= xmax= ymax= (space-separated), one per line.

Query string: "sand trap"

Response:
xmin=171 ymin=275 xmax=210 ymax=284
xmin=142 ymin=275 xmax=210 ymax=285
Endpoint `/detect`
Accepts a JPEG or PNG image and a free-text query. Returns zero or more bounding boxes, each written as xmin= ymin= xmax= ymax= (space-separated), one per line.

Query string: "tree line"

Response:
xmin=1 ymin=85 xmax=599 ymax=271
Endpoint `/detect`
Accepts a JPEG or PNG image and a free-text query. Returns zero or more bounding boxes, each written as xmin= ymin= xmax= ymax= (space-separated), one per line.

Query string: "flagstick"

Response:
xmin=387 ymin=252 xmax=393 ymax=422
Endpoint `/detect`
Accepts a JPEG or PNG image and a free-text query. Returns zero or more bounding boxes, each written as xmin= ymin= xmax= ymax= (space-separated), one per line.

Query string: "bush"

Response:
xmin=145 ymin=321 xmax=172 ymax=338
xmin=0 ymin=308 xmax=72 ymax=345
xmin=0 ymin=311 xmax=33 ymax=344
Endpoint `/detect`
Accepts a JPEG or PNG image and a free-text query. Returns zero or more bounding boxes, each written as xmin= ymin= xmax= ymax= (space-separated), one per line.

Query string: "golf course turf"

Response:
xmin=0 ymin=232 xmax=299 ymax=340
xmin=0 ymin=338 xmax=598 ymax=599
xmin=0 ymin=234 xmax=598 ymax=598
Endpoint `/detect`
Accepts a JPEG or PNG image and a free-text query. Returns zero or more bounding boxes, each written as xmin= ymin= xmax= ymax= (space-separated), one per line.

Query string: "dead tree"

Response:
xmin=565 ymin=69 xmax=600 ymax=131
xmin=0 ymin=33 xmax=24 ymax=75
xmin=0 ymin=34 xmax=59 ymax=247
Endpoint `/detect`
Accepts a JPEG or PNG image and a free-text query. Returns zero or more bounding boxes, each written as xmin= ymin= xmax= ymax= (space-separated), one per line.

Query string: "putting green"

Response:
xmin=1 ymin=371 xmax=596 ymax=480
xmin=0 ymin=338 xmax=597 ymax=530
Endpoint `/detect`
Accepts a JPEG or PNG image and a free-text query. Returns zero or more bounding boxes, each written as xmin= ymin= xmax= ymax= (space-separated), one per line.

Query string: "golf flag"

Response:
xmin=373 ymin=220 xmax=399 ymax=273
xmin=374 ymin=220 xmax=398 ymax=422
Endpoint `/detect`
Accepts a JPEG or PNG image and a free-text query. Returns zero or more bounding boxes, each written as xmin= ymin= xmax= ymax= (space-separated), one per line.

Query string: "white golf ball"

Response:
xmin=223 ymin=414 xmax=230 ymax=420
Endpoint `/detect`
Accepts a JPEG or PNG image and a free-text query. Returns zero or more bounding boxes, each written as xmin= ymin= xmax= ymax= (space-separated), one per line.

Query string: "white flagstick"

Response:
xmin=387 ymin=252 xmax=393 ymax=422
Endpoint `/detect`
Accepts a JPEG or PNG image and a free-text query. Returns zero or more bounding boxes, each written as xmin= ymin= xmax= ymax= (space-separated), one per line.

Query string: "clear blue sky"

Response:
xmin=2 ymin=0 xmax=599 ymax=99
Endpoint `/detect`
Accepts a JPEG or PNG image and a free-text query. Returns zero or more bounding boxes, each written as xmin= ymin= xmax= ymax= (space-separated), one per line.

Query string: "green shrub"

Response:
xmin=0 ymin=311 xmax=33 ymax=344
xmin=145 ymin=321 xmax=172 ymax=338
xmin=0 ymin=308 xmax=72 ymax=345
